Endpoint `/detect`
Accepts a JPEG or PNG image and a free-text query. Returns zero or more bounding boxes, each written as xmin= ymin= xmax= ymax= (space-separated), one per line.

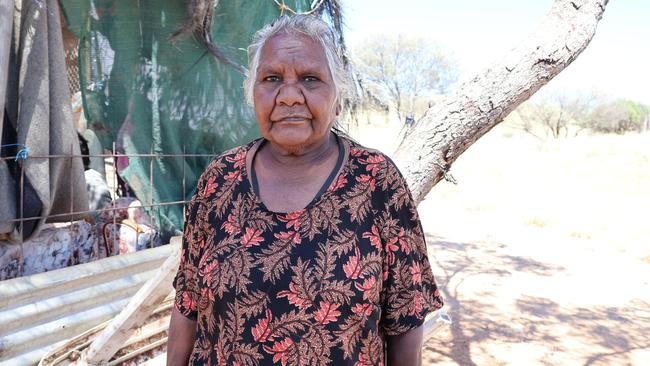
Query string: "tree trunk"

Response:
xmin=394 ymin=0 xmax=608 ymax=203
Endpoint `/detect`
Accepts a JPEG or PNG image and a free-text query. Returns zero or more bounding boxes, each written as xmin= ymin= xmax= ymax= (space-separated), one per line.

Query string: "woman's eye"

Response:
xmin=303 ymin=76 xmax=319 ymax=82
xmin=263 ymin=75 xmax=280 ymax=82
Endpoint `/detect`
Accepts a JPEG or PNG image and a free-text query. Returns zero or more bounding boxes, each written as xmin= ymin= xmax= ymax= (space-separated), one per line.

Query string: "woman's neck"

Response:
xmin=261 ymin=131 xmax=337 ymax=169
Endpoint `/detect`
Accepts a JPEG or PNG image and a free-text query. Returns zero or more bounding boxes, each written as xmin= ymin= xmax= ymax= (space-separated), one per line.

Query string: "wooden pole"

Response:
xmin=81 ymin=238 xmax=181 ymax=365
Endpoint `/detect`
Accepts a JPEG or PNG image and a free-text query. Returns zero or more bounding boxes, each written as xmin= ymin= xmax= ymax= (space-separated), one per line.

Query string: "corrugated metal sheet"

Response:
xmin=1 ymin=238 xmax=450 ymax=365
xmin=39 ymin=298 xmax=173 ymax=366
xmin=0 ymin=244 xmax=177 ymax=366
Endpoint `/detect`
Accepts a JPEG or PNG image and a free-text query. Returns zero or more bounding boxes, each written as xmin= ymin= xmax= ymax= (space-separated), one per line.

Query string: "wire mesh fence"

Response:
xmin=0 ymin=148 xmax=213 ymax=279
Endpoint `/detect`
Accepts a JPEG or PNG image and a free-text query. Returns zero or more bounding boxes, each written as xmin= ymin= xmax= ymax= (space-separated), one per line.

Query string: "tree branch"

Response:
xmin=394 ymin=0 xmax=608 ymax=203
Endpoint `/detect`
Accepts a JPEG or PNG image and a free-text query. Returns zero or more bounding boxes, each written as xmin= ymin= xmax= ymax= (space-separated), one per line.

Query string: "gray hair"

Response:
xmin=243 ymin=14 xmax=351 ymax=106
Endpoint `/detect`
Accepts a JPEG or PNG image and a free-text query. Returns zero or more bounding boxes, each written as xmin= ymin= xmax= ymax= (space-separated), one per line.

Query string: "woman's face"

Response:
xmin=253 ymin=32 xmax=339 ymax=153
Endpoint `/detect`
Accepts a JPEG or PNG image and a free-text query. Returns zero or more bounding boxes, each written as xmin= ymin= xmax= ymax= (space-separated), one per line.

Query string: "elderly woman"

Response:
xmin=168 ymin=15 xmax=443 ymax=366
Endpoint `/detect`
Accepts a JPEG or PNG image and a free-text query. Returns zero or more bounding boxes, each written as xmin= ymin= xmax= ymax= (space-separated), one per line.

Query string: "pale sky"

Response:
xmin=343 ymin=0 xmax=650 ymax=105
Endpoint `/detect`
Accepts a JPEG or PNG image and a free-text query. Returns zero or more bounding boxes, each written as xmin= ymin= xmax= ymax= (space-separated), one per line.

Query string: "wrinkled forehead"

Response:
xmin=258 ymin=31 xmax=330 ymax=70
xmin=262 ymin=31 xmax=325 ymax=56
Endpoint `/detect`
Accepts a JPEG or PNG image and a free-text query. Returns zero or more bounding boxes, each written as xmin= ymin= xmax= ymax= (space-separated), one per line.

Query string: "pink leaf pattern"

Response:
xmin=252 ymin=309 xmax=274 ymax=342
xmin=224 ymin=170 xmax=242 ymax=182
xmin=361 ymin=226 xmax=382 ymax=252
xmin=343 ymin=248 xmax=363 ymax=279
xmin=356 ymin=174 xmax=376 ymax=191
xmin=385 ymin=237 xmax=399 ymax=265
xmin=201 ymin=259 xmax=219 ymax=286
xmin=279 ymin=211 xmax=302 ymax=231
xmin=263 ymin=337 xmax=294 ymax=366
xmin=412 ymin=292 xmax=423 ymax=317
xmin=314 ymin=301 xmax=342 ymax=325
xmin=355 ymin=277 xmax=377 ymax=302
xmin=411 ymin=262 xmax=422 ymax=285
xmin=351 ymin=303 xmax=373 ymax=316
xmin=181 ymin=291 xmax=196 ymax=313
xmin=277 ymin=282 xmax=311 ymax=309
xmin=397 ymin=228 xmax=411 ymax=255
xmin=221 ymin=214 xmax=239 ymax=235
xmin=274 ymin=230 xmax=301 ymax=244
xmin=241 ymin=227 xmax=264 ymax=248
xmin=226 ymin=148 xmax=247 ymax=169
xmin=328 ymin=174 xmax=348 ymax=192
xmin=362 ymin=154 xmax=385 ymax=176
xmin=203 ymin=175 xmax=218 ymax=197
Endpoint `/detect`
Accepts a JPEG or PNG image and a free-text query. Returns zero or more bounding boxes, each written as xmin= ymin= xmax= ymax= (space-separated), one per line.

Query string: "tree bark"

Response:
xmin=394 ymin=0 xmax=608 ymax=203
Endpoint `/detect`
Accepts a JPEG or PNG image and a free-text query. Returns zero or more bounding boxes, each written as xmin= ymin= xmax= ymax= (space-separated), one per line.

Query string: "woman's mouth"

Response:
xmin=274 ymin=116 xmax=310 ymax=123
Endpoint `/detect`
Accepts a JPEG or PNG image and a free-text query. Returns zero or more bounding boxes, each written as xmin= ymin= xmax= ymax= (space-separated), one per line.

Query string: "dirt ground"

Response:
xmin=419 ymin=227 xmax=650 ymax=365
xmin=352 ymin=121 xmax=650 ymax=365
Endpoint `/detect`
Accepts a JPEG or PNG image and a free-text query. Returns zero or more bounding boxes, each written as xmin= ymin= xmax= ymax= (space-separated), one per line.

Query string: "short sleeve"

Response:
xmin=172 ymin=180 xmax=207 ymax=320
xmin=377 ymin=159 xmax=443 ymax=336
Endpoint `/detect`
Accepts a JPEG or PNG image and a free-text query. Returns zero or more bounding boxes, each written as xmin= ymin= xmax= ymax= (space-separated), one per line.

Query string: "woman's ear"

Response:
xmin=335 ymin=102 xmax=341 ymax=116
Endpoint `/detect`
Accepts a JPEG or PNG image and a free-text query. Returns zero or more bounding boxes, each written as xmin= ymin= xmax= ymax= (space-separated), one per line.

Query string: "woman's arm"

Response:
xmin=167 ymin=307 xmax=197 ymax=366
xmin=386 ymin=324 xmax=424 ymax=366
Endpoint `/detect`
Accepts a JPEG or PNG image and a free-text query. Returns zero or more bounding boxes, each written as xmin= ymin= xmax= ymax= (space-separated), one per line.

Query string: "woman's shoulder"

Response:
xmin=217 ymin=141 xmax=255 ymax=164
xmin=219 ymin=142 xmax=254 ymax=159
xmin=341 ymin=135 xmax=400 ymax=174
xmin=193 ymin=140 xmax=257 ymax=192
xmin=337 ymin=135 xmax=410 ymax=202
xmin=203 ymin=141 xmax=256 ymax=172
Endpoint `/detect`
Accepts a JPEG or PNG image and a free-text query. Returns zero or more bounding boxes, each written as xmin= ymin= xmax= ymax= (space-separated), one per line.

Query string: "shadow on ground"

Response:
xmin=422 ymin=234 xmax=650 ymax=365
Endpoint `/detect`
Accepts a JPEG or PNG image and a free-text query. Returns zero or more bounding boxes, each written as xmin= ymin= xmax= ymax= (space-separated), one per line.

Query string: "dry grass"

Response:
xmin=352 ymin=120 xmax=650 ymax=256
xmin=420 ymin=127 xmax=650 ymax=257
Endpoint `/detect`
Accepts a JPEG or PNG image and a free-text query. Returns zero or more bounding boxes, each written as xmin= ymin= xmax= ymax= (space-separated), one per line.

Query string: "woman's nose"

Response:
xmin=275 ymin=82 xmax=305 ymax=106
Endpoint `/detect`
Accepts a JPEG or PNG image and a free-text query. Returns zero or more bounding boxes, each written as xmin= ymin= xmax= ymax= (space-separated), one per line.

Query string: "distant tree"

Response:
xmin=352 ymin=34 xmax=457 ymax=123
xmin=622 ymin=100 xmax=650 ymax=131
xmin=586 ymin=99 xmax=650 ymax=134
xmin=514 ymin=92 xmax=593 ymax=139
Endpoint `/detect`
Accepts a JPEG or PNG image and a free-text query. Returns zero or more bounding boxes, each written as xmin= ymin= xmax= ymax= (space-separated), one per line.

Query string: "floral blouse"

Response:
xmin=173 ymin=135 xmax=443 ymax=366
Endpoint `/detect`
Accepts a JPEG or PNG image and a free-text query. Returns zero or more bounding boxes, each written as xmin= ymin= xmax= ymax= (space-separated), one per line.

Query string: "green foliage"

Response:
xmin=513 ymin=92 xmax=649 ymax=138
xmin=623 ymin=100 xmax=650 ymax=126
xmin=586 ymin=99 xmax=649 ymax=134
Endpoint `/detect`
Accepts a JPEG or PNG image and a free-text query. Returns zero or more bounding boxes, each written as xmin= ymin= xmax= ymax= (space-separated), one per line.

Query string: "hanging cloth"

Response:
xmin=0 ymin=0 xmax=88 ymax=242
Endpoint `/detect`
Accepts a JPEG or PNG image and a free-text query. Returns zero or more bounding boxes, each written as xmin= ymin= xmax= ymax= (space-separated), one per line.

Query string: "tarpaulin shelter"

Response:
xmin=58 ymin=0 xmax=319 ymax=241
xmin=1 ymin=0 xmax=345 ymax=243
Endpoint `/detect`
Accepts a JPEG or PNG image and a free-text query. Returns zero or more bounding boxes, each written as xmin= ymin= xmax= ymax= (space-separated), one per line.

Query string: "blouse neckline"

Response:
xmin=249 ymin=132 xmax=346 ymax=215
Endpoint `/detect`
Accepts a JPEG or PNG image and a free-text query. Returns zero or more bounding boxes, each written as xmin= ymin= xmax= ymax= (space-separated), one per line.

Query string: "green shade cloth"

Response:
xmin=60 ymin=0 xmax=310 ymax=241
